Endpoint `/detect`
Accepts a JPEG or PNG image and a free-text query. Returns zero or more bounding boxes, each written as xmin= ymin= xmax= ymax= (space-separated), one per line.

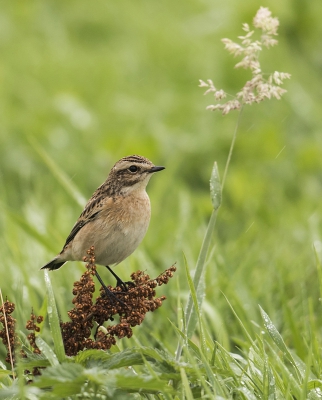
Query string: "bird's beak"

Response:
xmin=148 ymin=166 xmax=165 ymax=173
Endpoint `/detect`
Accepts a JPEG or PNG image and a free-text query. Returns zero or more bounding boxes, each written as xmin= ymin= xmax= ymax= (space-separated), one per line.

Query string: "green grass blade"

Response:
xmin=6 ymin=208 xmax=57 ymax=253
xmin=43 ymin=270 xmax=66 ymax=363
xmin=175 ymin=209 xmax=218 ymax=361
xmin=223 ymin=293 xmax=255 ymax=345
xmin=180 ymin=367 xmax=194 ymax=400
xmin=313 ymin=244 xmax=322 ymax=303
xmin=168 ymin=318 xmax=202 ymax=357
xmin=259 ymin=306 xmax=301 ymax=380
xmin=28 ymin=136 xmax=86 ymax=207
xmin=183 ymin=162 xmax=221 ymax=337
xmin=189 ymin=208 xmax=217 ymax=313
xmin=35 ymin=337 xmax=59 ymax=367
xmin=183 ymin=256 xmax=207 ymax=355
xmin=266 ymin=342 xmax=302 ymax=398
xmin=307 ymin=380 xmax=322 ymax=391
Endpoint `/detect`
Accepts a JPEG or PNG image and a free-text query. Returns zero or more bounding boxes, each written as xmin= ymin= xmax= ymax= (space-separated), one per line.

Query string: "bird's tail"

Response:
xmin=41 ymin=257 xmax=66 ymax=271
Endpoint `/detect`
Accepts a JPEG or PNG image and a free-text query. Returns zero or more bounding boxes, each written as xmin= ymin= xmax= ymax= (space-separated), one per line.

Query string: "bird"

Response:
xmin=41 ymin=155 xmax=165 ymax=297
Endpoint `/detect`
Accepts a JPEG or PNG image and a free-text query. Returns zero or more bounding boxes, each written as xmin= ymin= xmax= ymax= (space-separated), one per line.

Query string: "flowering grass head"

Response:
xmin=199 ymin=7 xmax=291 ymax=114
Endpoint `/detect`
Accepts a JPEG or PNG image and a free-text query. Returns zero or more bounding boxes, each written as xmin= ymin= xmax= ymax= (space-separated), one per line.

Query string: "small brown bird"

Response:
xmin=41 ymin=155 xmax=165 ymax=295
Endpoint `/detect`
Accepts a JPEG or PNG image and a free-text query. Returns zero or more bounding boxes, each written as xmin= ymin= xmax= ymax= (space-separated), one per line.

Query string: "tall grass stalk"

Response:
xmin=176 ymin=6 xmax=290 ymax=362
xmin=175 ymin=106 xmax=242 ymax=363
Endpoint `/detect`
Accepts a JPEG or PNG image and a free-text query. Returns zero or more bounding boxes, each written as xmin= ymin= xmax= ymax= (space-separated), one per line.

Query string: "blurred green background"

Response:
xmin=1 ymin=0 xmax=322 ymax=357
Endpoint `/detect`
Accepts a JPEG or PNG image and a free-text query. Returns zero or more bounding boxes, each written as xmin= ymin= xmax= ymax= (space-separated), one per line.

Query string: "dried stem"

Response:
xmin=0 ymin=289 xmax=15 ymax=379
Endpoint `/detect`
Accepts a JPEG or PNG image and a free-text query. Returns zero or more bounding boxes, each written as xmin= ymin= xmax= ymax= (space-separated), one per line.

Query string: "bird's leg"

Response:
xmin=94 ymin=270 xmax=126 ymax=306
xmin=105 ymin=266 xmax=130 ymax=292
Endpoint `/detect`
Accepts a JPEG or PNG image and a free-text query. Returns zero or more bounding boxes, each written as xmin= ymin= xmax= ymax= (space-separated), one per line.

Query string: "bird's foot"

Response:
xmin=115 ymin=278 xmax=136 ymax=292
xmin=95 ymin=271 xmax=127 ymax=307
xmin=105 ymin=266 xmax=135 ymax=293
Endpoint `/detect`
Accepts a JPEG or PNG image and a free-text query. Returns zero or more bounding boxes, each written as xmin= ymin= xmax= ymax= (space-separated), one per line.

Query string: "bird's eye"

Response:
xmin=128 ymin=165 xmax=138 ymax=173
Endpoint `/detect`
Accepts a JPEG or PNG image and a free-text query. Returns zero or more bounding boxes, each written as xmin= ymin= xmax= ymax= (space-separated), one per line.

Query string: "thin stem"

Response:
xmin=221 ymin=106 xmax=243 ymax=189
xmin=0 ymin=289 xmax=15 ymax=379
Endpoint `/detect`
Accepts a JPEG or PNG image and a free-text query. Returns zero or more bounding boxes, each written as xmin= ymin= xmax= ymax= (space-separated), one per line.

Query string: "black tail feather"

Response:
xmin=41 ymin=258 xmax=66 ymax=271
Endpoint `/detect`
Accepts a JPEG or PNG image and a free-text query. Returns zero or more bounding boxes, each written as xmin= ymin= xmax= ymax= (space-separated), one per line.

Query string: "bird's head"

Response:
xmin=108 ymin=155 xmax=165 ymax=195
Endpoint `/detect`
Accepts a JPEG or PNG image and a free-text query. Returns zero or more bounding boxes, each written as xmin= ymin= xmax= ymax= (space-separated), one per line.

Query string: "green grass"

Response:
xmin=1 ymin=0 xmax=322 ymax=398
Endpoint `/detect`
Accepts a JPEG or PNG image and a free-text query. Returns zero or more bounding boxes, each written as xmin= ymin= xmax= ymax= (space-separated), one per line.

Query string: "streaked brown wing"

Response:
xmin=61 ymin=193 xmax=106 ymax=249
